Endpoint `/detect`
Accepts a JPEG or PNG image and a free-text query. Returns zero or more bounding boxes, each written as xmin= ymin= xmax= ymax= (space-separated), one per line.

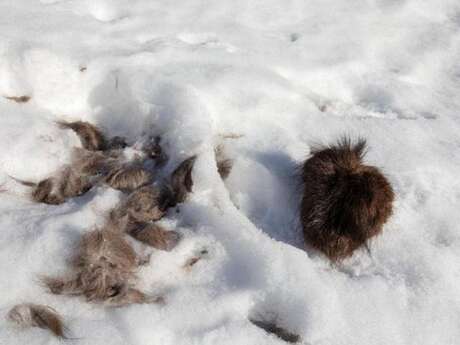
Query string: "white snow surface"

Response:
xmin=1 ymin=1 xmax=460 ymax=344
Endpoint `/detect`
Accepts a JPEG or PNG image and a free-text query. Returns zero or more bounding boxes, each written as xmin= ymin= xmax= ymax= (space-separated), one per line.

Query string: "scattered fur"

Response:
xmin=108 ymin=136 xmax=128 ymax=150
xmin=7 ymin=303 xmax=65 ymax=338
xmin=57 ymin=120 xmax=127 ymax=151
xmin=43 ymin=228 xmax=149 ymax=306
xmin=104 ymin=164 xmax=152 ymax=192
xmin=300 ymin=137 xmax=394 ymax=261
xmin=71 ymin=148 xmax=120 ymax=176
xmin=127 ymin=222 xmax=181 ymax=251
xmin=4 ymin=95 xmax=31 ymax=103
xmin=112 ymin=185 xmax=166 ymax=223
xmin=57 ymin=120 xmax=108 ymax=151
xmin=166 ymin=156 xmax=197 ymax=207
xmin=249 ymin=319 xmax=300 ymax=343
xmin=11 ymin=166 xmax=93 ymax=205
xmin=215 ymin=145 xmax=233 ymax=180
xmin=54 ymin=166 xmax=94 ymax=200
xmin=142 ymin=136 xmax=168 ymax=167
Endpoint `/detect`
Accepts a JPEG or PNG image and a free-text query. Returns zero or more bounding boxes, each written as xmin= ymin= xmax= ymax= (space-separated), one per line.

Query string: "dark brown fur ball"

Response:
xmin=300 ymin=138 xmax=394 ymax=261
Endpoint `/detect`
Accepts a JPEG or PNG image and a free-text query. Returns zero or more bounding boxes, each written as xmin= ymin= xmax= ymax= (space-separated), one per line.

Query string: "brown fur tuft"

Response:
xmin=41 ymin=276 xmax=83 ymax=295
xmin=29 ymin=167 xmax=93 ymax=205
xmin=31 ymin=179 xmax=63 ymax=204
xmin=104 ymin=164 xmax=152 ymax=192
xmin=12 ymin=168 xmax=92 ymax=205
xmin=166 ymin=156 xmax=196 ymax=207
xmin=142 ymin=136 xmax=168 ymax=166
xmin=57 ymin=120 xmax=108 ymax=151
xmin=113 ymin=185 xmax=166 ymax=223
xmin=250 ymin=318 xmax=300 ymax=343
xmin=127 ymin=223 xmax=181 ymax=251
xmin=7 ymin=303 xmax=65 ymax=338
xmin=107 ymin=136 xmax=127 ymax=150
xmin=300 ymin=137 xmax=394 ymax=261
xmin=71 ymin=148 xmax=119 ymax=176
xmin=4 ymin=95 xmax=31 ymax=103
xmin=44 ymin=228 xmax=147 ymax=305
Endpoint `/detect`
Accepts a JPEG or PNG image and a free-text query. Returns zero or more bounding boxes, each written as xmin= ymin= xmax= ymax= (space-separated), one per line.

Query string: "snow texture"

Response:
xmin=1 ymin=0 xmax=460 ymax=344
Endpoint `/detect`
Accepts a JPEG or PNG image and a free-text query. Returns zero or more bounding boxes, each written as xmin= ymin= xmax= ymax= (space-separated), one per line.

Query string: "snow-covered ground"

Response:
xmin=1 ymin=0 xmax=460 ymax=344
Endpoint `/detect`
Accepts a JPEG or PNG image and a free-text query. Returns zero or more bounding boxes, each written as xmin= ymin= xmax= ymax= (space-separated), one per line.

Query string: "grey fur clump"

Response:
xmin=126 ymin=222 xmax=181 ymax=251
xmin=159 ymin=155 xmax=197 ymax=209
xmin=249 ymin=318 xmax=300 ymax=343
xmin=104 ymin=164 xmax=153 ymax=193
xmin=7 ymin=303 xmax=66 ymax=338
xmin=71 ymin=148 xmax=120 ymax=176
xmin=15 ymin=166 xmax=93 ymax=205
xmin=57 ymin=120 xmax=127 ymax=151
xmin=112 ymin=185 xmax=166 ymax=223
xmin=43 ymin=228 xmax=154 ymax=307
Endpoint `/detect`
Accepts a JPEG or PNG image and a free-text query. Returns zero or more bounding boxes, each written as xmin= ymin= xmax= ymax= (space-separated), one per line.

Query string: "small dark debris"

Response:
xmin=4 ymin=95 xmax=31 ymax=103
xmin=79 ymin=66 xmax=87 ymax=72
xmin=250 ymin=319 xmax=300 ymax=343
xmin=290 ymin=33 xmax=300 ymax=42
xmin=219 ymin=133 xmax=244 ymax=139
xmin=319 ymin=104 xmax=328 ymax=112
xmin=183 ymin=249 xmax=208 ymax=269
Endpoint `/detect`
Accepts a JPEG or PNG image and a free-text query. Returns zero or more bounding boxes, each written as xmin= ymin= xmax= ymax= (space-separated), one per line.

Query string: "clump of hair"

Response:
xmin=126 ymin=222 xmax=181 ymax=251
xmin=57 ymin=120 xmax=108 ymax=151
xmin=7 ymin=303 xmax=66 ymax=338
xmin=11 ymin=166 xmax=93 ymax=205
xmin=43 ymin=228 xmax=151 ymax=306
xmin=142 ymin=136 xmax=168 ymax=167
xmin=57 ymin=120 xmax=127 ymax=151
xmin=4 ymin=95 xmax=31 ymax=103
xmin=249 ymin=318 xmax=300 ymax=343
xmin=112 ymin=185 xmax=167 ymax=223
xmin=107 ymin=136 xmax=128 ymax=150
xmin=162 ymin=155 xmax=196 ymax=208
xmin=104 ymin=164 xmax=153 ymax=193
xmin=70 ymin=148 xmax=119 ymax=176
xmin=300 ymin=137 xmax=394 ymax=261
xmin=215 ymin=145 xmax=233 ymax=180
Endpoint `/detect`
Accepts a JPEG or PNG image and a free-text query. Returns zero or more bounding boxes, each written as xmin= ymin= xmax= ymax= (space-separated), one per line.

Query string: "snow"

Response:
xmin=1 ymin=0 xmax=460 ymax=344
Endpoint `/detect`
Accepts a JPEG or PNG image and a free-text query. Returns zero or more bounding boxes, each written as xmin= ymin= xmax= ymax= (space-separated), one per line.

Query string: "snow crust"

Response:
xmin=1 ymin=0 xmax=460 ymax=344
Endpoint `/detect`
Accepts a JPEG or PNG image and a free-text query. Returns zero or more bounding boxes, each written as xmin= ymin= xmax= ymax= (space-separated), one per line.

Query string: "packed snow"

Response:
xmin=1 ymin=0 xmax=460 ymax=344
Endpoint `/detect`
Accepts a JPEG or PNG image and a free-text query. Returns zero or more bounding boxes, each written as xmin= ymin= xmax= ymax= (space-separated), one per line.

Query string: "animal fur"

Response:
xmin=7 ymin=303 xmax=65 ymax=338
xmin=43 ymin=228 xmax=149 ymax=306
xmin=112 ymin=185 xmax=166 ymax=223
xmin=300 ymin=137 xmax=394 ymax=261
xmin=4 ymin=95 xmax=31 ymax=103
xmin=104 ymin=164 xmax=152 ymax=192
xmin=71 ymin=148 xmax=119 ymax=176
xmin=142 ymin=136 xmax=168 ymax=166
xmin=108 ymin=136 xmax=128 ymax=150
xmin=249 ymin=318 xmax=300 ymax=343
xmin=57 ymin=120 xmax=127 ymax=151
xmin=12 ymin=166 xmax=93 ymax=205
xmin=57 ymin=120 xmax=107 ymax=151
xmin=164 ymin=156 xmax=197 ymax=207
xmin=127 ymin=223 xmax=181 ymax=251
